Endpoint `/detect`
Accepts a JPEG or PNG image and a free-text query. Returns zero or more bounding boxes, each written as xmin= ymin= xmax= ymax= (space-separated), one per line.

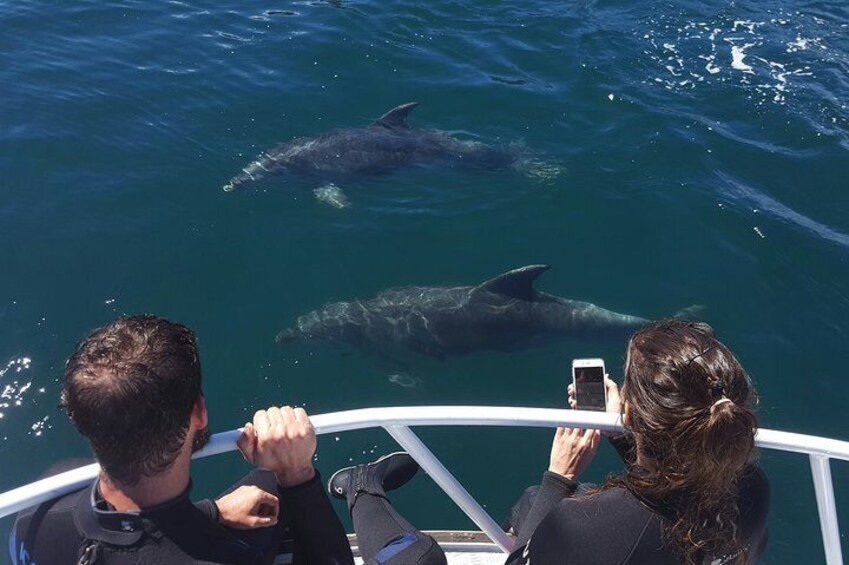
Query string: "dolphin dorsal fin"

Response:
xmin=474 ymin=265 xmax=551 ymax=300
xmin=373 ymin=102 xmax=420 ymax=128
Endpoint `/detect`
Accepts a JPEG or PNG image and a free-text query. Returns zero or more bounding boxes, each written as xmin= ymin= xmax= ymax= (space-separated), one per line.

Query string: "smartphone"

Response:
xmin=572 ymin=358 xmax=607 ymax=411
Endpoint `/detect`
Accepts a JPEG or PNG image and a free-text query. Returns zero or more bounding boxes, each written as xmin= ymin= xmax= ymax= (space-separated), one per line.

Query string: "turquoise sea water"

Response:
xmin=1 ymin=0 xmax=848 ymax=561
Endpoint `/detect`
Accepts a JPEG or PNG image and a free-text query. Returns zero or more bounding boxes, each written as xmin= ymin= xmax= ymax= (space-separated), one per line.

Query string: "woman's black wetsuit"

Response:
xmin=506 ymin=436 xmax=770 ymax=565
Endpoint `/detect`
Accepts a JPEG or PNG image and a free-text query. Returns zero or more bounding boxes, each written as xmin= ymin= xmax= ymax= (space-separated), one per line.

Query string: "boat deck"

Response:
xmin=350 ymin=531 xmax=506 ymax=564
xmin=271 ymin=531 xmax=506 ymax=564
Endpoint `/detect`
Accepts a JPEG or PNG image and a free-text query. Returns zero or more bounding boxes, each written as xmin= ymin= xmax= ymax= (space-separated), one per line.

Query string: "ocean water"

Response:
xmin=1 ymin=0 xmax=848 ymax=561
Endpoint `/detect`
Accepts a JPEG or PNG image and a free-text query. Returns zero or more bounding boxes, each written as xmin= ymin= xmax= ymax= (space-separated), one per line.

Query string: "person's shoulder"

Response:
xmin=742 ymin=463 xmax=769 ymax=482
xmin=14 ymin=486 xmax=84 ymax=525
xmin=572 ymin=485 xmax=648 ymax=508
xmin=739 ymin=464 xmax=770 ymax=497
xmin=12 ymin=487 xmax=87 ymax=563
xmin=738 ymin=464 xmax=770 ymax=519
xmin=557 ymin=485 xmax=657 ymax=524
xmin=528 ymin=486 xmax=663 ymax=564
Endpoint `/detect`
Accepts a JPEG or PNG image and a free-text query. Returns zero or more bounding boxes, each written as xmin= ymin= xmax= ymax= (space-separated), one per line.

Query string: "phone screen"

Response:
xmin=575 ymin=365 xmax=606 ymax=411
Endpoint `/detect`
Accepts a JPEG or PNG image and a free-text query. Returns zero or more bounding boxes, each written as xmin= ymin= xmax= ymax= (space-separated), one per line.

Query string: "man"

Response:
xmin=10 ymin=315 xmax=354 ymax=564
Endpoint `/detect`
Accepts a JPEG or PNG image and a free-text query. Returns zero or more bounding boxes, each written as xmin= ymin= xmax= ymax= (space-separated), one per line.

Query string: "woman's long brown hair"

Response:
xmin=608 ymin=319 xmax=758 ymax=564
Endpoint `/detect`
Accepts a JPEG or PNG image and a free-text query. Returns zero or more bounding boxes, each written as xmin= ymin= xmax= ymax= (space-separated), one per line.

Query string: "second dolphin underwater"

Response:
xmin=223 ymin=102 xmax=530 ymax=204
xmin=277 ymin=265 xmax=687 ymax=359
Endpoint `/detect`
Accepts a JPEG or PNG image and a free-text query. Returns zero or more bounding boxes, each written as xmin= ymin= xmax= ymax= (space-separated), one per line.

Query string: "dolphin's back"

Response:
xmin=277 ymin=265 xmax=653 ymax=359
xmin=285 ymin=286 xmax=476 ymax=357
xmin=288 ymin=285 xmax=552 ymax=357
xmin=280 ymin=127 xmax=449 ymax=176
xmin=272 ymin=127 xmax=511 ymax=178
xmin=531 ymin=294 xmax=648 ymax=340
xmin=224 ymin=102 xmax=514 ymax=191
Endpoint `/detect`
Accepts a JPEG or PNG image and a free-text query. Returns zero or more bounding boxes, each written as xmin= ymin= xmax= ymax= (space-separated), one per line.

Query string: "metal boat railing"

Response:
xmin=1 ymin=406 xmax=847 ymax=563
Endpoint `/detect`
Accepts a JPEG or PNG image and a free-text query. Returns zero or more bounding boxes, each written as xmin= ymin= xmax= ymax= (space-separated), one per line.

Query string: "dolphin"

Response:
xmin=276 ymin=265 xmax=654 ymax=359
xmin=223 ymin=102 xmax=515 ymax=200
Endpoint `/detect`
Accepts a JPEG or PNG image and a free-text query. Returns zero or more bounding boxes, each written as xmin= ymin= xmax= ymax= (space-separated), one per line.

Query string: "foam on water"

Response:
xmin=640 ymin=9 xmax=846 ymax=116
xmin=513 ymin=157 xmax=563 ymax=183
xmin=730 ymin=44 xmax=755 ymax=73
xmin=387 ymin=373 xmax=422 ymax=388
xmin=314 ymin=183 xmax=352 ymax=209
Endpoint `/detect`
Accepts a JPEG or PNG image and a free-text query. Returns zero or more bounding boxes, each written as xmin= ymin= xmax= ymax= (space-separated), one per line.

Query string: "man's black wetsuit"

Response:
xmin=506 ymin=435 xmax=770 ymax=565
xmin=10 ymin=470 xmax=354 ymax=565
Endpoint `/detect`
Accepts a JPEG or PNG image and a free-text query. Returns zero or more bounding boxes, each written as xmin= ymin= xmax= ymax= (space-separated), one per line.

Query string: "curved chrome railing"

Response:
xmin=1 ymin=407 xmax=847 ymax=563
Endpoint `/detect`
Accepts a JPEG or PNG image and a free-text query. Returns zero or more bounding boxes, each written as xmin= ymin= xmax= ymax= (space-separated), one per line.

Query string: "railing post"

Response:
xmin=810 ymin=455 xmax=844 ymax=565
xmin=383 ymin=424 xmax=515 ymax=553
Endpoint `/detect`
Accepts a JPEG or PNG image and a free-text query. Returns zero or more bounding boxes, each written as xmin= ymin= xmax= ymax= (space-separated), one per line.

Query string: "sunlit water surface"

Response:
xmin=1 ymin=1 xmax=848 ymax=561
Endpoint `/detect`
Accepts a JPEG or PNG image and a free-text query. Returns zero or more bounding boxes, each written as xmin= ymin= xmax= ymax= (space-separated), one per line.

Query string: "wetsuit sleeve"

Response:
xmin=278 ymin=471 xmax=354 ymax=565
xmin=512 ymin=471 xmax=577 ymax=549
xmin=193 ymin=498 xmax=220 ymax=523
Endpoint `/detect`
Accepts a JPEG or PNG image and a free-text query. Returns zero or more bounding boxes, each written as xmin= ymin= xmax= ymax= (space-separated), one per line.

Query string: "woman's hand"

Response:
xmin=568 ymin=374 xmax=621 ymax=414
xmin=548 ymin=426 xmax=601 ymax=481
xmin=604 ymin=377 xmax=622 ymax=415
xmin=569 ymin=376 xmax=623 ymax=437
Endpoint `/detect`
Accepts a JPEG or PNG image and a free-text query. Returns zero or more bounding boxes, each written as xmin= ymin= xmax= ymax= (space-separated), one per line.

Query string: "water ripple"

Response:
xmin=716 ymin=171 xmax=849 ymax=250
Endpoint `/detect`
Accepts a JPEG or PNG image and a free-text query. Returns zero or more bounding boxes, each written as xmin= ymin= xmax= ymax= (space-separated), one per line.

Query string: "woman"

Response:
xmin=506 ymin=319 xmax=770 ymax=565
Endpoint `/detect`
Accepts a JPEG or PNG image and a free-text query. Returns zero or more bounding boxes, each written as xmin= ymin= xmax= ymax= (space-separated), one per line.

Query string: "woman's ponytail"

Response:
xmin=703 ymin=391 xmax=757 ymax=475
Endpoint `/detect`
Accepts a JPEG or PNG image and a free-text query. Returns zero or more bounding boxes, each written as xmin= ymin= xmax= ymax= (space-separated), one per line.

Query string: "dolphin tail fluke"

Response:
xmin=223 ymin=172 xmax=252 ymax=192
xmin=673 ymin=304 xmax=706 ymax=320
xmin=224 ymin=153 xmax=280 ymax=191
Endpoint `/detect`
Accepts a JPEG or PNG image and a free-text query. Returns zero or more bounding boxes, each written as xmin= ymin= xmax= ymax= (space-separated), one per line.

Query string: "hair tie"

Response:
xmin=711 ymin=397 xmax=733 ymax=410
